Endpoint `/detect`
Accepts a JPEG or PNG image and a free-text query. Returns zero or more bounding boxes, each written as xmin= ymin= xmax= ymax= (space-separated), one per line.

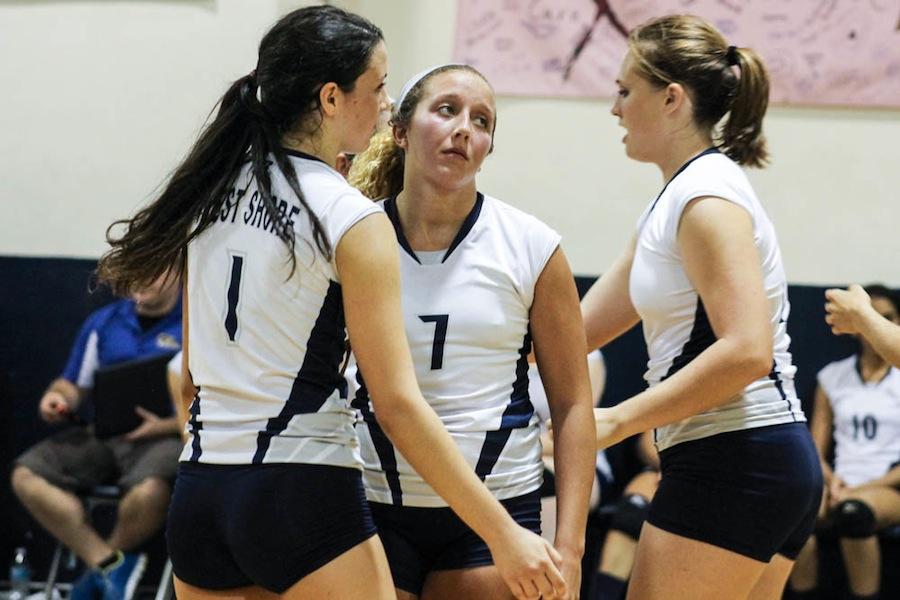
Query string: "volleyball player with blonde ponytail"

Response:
xmin=349 ymin=64 xmax=596 ymax=600
xmin=581 ymin=15 xmax=822 ymax=600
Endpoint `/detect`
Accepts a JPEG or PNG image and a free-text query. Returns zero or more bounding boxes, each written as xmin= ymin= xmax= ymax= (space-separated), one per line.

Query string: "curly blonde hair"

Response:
xmin=348 ymin=129 xmax=405 ymax=200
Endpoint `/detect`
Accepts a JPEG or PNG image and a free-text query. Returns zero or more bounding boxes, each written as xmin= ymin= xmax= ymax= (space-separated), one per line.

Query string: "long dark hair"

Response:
xmin=629 ymin=15 xmax=770 ymax=168
xmin=97 ymin=6 xmax=383 ymax=294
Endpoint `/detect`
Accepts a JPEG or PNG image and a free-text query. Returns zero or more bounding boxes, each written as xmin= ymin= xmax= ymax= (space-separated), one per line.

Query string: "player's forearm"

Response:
xmin=549 ymin=402 xmax=595 ymax=555
xmin=613 ymin=336 xmax=772 ymax=437
xmin=160 ymin=416 xmax=182 ymax=435
xmin=581 ymin=268 xmax=639 ymax=352
xmin=581 ymin=239 xmax=639 ymax=353
xmin=857 ymin=308 xmax=900 ymax=368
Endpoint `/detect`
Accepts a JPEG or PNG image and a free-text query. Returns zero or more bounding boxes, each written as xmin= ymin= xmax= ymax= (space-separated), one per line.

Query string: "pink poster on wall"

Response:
xmin=453 ymin=0 xmax=900 ymax=108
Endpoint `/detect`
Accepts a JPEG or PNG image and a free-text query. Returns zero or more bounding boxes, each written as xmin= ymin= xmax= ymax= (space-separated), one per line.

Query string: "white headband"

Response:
xmin=395 ymin=63 xmax=467 ymax=116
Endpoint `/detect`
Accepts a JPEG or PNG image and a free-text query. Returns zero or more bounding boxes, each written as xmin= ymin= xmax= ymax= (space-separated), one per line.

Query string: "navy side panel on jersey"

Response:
xmin=475 ymin=330 xmax=534 ymax=480
xmin=253 ymin=281 xmax=348 ymax=464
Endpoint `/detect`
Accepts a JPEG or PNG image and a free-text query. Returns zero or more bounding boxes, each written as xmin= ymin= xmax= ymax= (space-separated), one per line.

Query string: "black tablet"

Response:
xmin=92 ymin=352 xmax=176 ymax=439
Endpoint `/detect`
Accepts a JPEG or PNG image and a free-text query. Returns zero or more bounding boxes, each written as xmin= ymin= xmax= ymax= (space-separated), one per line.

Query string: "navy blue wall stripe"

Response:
xmin=0 ymin=255 xmax=864 ymax=579
xmin=253 ymin=281 xmax=346 ymax=464
xmin=662 ymin=298 xmax=717 ymax=380
xmin=187 ymin=387 xmax=203 ymax=462
xmin=351 ymin=369 xmax=403 ymax=505
xmin=474 ymin=329 xmax=535 ymax=480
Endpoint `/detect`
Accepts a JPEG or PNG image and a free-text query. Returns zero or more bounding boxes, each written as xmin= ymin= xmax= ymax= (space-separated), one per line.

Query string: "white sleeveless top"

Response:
xmin=182 ymin=151 xmax=380 ymax=467
xmin=629 ymin=149 xmax=805 ymax=451
xmin=351 ymin=193 xmax=561 ymax=507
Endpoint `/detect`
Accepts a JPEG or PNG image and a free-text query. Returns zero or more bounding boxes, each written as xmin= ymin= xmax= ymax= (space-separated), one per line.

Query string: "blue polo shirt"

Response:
xmin=62 ymin=296 xmax=183 ymax=388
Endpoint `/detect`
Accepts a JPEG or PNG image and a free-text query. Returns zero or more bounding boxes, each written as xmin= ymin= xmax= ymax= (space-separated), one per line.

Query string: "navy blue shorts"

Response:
xmin=167 ymin=462 xmax=376 ymax=593
xmin=648 ymin=423 xmax=823 ymax=562
xmin=369 ymin=490 xmax=542 ymax=595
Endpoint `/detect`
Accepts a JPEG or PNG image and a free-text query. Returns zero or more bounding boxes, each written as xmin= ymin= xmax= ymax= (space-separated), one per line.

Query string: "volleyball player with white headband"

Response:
xmin=349 ymin=64 xmax=596 ymax=600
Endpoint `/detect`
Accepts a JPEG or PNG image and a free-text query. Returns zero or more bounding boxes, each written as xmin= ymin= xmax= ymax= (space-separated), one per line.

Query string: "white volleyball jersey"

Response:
xmin=181 ymin=150 xmax=381 ymax=467
xmin=629 ymin=149 xmax=805 ymax=452
xmin=351 ymin=193 xmax=560 ymax=507
xmin=818 ymin=355 xmax=900 ymax=486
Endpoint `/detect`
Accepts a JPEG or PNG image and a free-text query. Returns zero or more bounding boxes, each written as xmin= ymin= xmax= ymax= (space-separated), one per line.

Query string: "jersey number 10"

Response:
xmin=852 ymin=414 xmax=878 ymax=441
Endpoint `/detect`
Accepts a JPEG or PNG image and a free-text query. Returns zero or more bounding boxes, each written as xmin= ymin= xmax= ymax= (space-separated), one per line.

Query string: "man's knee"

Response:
xmin=833 ymin=499 xmax=877 ymax=538
xmin=609 ymin=493 xmax=651 ymax=540
xmin=10 ymin=465 xmax=42 ymax=498
xmin=123 ymin=477 xmax=172 ymax=509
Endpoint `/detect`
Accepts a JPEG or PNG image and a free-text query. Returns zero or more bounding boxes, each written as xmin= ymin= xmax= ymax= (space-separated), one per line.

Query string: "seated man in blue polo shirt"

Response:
xmin=11 ymin=273 xmax=183 ymax=600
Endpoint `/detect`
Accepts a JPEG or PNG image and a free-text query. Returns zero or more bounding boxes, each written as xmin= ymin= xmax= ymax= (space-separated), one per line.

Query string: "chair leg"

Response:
xmin=43 ymin=542 xmax=63 ymax=598
xmin=154 ymin=559 xmax=174 ymax=600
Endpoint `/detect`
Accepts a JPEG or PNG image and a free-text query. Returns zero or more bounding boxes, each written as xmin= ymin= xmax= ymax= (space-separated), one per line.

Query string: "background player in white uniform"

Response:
xmin=579 ymin=15 xmax=822 ymax=600
xmin=349 ymin=64 xmax=596 ymax=600
xmin=791 ymin=285 xmax=900 ymax=600
xmin=95 ymin=7 xmax=568 ymax=600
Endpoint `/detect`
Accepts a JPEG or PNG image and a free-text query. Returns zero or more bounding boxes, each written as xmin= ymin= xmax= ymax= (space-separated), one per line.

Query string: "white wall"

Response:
xmin=2 ymin=0 xmax=897 ymax=285
xmin=0 ymin=0 xmax=307 ymax=256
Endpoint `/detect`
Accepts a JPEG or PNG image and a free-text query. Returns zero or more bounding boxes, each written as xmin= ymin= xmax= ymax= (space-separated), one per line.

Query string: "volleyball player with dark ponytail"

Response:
xmin=97 ymin=6 xmax=566 ymax=600
xmin=581 ymin=15 xmax=822 ymax=599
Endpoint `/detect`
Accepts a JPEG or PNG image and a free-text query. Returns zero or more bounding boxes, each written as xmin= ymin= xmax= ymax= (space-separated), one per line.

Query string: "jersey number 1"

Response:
xmin=419 ymin=314 xmax=449 ymax=370
xmin=225 ymin=254 xmax=244 ymax=342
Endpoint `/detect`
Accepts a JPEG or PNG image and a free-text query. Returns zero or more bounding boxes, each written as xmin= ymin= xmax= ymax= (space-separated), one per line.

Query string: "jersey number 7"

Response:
xmin=419 ymin=314 xmax=449 ymax=370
